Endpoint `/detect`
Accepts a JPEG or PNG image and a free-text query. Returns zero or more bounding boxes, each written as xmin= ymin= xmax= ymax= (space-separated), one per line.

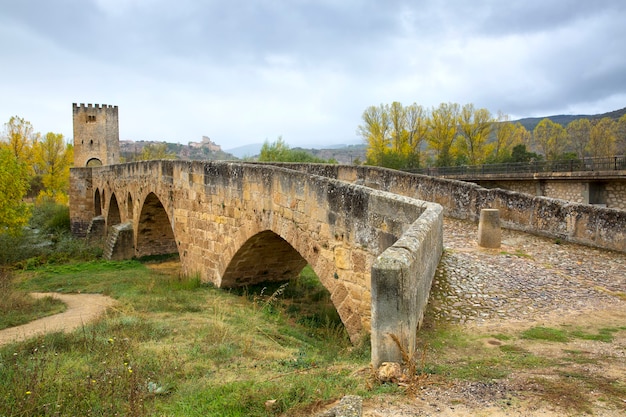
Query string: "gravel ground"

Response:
xmin=430 ymin=217 xmax=625 ymax=328
xmin=362 ymin=216 xmax=626 ymax=417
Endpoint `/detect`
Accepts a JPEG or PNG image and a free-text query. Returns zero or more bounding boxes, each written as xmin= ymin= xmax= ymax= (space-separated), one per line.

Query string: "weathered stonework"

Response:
xmin=269 ymin=163 xmax=626 ymax=253
xmin=72 ymin=103 xmax=120 ymax=167
xmin=474 ymin=178 xmax=626 ymax=209
xmin=70 ymin=161 xmax=444 ymax=365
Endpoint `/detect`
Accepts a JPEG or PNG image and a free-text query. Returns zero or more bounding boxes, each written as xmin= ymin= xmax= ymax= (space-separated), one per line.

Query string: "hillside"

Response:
xmin=119 ymin=139 xmax=237 ymax=162
xmin=514 ymin=106 xmax=626 ymax=131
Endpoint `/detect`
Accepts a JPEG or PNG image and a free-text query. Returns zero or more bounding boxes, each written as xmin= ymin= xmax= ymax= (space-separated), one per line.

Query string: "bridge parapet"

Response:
xmin=266 ymin=163 xmax=626 ymax=253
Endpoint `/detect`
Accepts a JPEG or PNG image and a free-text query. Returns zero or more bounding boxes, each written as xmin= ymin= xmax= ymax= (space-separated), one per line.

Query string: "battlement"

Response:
xmin=73 ymin=103 xmax=118 ymax=111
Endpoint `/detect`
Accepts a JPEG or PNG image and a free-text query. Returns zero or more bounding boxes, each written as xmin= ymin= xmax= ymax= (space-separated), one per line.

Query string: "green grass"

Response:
xmin=521 ymin=326 xmax=569 ymax=342
xmin=3 ymin=254 xmax=625 ymax=416
xmin=1 ymin=261 xmax=369 ymax=417
xmin=0 ymin=268 xmax=67 ymax=330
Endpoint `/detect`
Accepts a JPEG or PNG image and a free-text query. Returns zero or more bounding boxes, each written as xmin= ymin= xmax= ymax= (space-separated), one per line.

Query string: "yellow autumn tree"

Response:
xmin=428 ymin=102 xmax=459 ymax=166
xmin=588 ymin=118 xmax=616 ymax=158
xmin=533 ymin=118 xmax=568 ymax=160
xmin=0 ymin=146 xmax=31 ymax=234
xmin=566 ymin=118 xmax=592 ymax=159
xmin=358 ymin=104 xmax=391 ymax=166
xmin=457 ymin=104 xmax=493 ymax=165
xmin=33 ymin=132 xmax=73 ymax=204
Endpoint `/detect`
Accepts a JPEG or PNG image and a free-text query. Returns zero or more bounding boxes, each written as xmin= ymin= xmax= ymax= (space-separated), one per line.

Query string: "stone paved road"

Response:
xmin=429 ymin=218 xmax=625 ymax=328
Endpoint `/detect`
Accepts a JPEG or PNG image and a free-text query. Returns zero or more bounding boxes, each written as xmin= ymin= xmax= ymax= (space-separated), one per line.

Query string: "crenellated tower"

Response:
xmin=72 ymin=103 xmax=120 ymax=167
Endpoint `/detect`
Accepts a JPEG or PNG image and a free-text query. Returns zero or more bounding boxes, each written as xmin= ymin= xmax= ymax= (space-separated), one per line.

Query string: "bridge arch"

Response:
xmin=94 ymin=189 xmax=102 ymax=217
xmin=221 ymin=230 xmax=307 ymax=288
xmin=221 ymin=226 xmax=360 ymax=339
xmin=136 ymin=192 xmax=178 ymax=258
xmin=127 ymin=193 xmax=133 ymax=220
xmin=107 ymin=193 xmax=121 ymax=231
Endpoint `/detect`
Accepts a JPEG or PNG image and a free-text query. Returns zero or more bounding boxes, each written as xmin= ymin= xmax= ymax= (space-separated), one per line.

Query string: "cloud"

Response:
xmin=1 ymin=0 xmax=625 ymax=147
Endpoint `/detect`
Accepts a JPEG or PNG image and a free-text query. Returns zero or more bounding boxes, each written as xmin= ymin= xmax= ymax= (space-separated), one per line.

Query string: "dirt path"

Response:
xmin=0 ymin=293 xmax=117 ymax=347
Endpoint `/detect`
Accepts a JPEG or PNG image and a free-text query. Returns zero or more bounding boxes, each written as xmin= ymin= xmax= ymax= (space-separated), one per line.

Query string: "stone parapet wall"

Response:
xmin=607 ymin=182 xmax=626 ymax=210
xmin=267 ymin=163 xmax=626 ymax=253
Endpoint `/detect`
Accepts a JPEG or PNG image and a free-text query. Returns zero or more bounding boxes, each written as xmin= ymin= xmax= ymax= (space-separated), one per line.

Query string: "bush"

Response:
xmin=29 ymin=200 xmax=70 ymax=235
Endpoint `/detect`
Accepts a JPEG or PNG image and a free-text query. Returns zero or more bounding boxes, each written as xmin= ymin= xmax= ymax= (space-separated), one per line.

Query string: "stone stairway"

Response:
xmin=103 ymin=222 xmax=134 ymax=260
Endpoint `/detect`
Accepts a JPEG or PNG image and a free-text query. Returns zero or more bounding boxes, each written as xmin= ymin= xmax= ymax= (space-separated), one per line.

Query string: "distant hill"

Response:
xmin=119 ymin=139 xmax=237 ymax=162
xmin=292 ymin=144 xmax=367 ymax=164
xmin=514 ymin=107 xmax=626 ymax=131
xmin=225 ymin=143 xmax=264 ymax=159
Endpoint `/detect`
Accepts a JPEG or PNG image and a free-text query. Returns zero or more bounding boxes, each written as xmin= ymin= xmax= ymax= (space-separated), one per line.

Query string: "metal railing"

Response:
xmin=407 ymin=155 xmax=626 ymax=177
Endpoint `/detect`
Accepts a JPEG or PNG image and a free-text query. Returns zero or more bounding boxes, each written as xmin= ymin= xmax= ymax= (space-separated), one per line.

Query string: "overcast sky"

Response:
xmin=1 ymin=0 xmax=625 ymax=150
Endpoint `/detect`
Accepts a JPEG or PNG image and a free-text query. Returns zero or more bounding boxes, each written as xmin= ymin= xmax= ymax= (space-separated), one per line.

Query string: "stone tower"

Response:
xmin=72 ymin=103 xmax=120 ymax=167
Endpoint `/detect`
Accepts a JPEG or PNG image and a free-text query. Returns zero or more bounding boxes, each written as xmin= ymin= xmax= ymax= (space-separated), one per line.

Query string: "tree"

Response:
xmin=427 ymin=102 xmax=459 ymax=166
xmin=33 ymin=132 xmax=73 ymax=204
xmin=508 ymin=144 xmax=542 ymax=163
xmin=404 ymin=103 xmax=428 ymax=168
xmin=258 ymin=137 xmax=331 ymax=163
xmin=3 ymin=116 xmax=38 ymax=169
xmin=358 ymin=104 xmax=391 ymax=166
xmin=615 ymin=114 xmax=626 ymax=155
xmin=588 ymin=118 xmax=616 ymax=158
xmin=566 ymin=118 xmax=591 ymax=159
xmin=0 ymin=147 xmax=31 ymax=234
xmin=457 ymin=104 xmax=493 ymax=165
xmin=533 ymin=118 xmax=568 ymax=160
xmin=491 ymin=113 xmax=528 ymax=163
xmin=135 ymin=143 xmax=177 ymax=161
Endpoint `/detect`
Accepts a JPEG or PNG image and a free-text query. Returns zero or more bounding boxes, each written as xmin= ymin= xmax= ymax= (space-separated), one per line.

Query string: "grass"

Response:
xmin=1 ymin=260 xmax=369 ymax=417
xmin=2 ymin=249 xmax=625 ymax=415
xmin=0 ymin=268 xmax=66 ymax=330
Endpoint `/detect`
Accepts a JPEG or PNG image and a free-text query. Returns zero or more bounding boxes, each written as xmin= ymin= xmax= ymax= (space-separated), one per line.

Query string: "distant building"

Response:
xmin=189 ymin=136 xmax=222 ymax=152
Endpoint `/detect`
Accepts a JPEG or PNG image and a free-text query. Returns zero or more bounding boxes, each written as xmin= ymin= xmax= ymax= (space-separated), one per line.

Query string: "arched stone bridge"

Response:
xmin=70 ymin=161 xmax=444 ymax=366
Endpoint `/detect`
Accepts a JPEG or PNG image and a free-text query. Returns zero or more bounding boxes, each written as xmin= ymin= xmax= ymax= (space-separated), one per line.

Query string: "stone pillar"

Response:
xmin=478 ymin=209 xmax=501 ymax=248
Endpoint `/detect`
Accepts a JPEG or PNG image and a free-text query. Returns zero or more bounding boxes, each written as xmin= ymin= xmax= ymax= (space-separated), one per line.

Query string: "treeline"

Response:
xmin=1 ymin=117 xmax=73 ymax=233
xmin=357 ymin=102 xmax=626 ymax=169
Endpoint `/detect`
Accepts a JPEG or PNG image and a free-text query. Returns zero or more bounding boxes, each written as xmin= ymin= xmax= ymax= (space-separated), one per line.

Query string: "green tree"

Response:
xmin=508 ymin=144 xmax=542 ymax=163
xmin=588 ymin=118 xmax=616 ymax=158
xmin=135 ymin=143 xmax=177 ymax=161
xmin=428 ymin=102 xmax=459 ymax=166
xmin=258 ymin=137 xmax=330 ymax=163
xmin=457 ymin=104 xmax=493 ymax=165
xmin=33 ymin=132 xmax=73 ymax=204
xmin=0 ymin=147 xmax=31 ymax=234
xmin=533 ymin=118 xmax=568 ymax=160
xmin=566 ymin=118 xmax=591 ymax=159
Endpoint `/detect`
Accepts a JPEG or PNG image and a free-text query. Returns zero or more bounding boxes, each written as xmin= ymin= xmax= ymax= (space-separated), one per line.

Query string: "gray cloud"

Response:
xmin=1 ymin=0 xmax=625 ymax=147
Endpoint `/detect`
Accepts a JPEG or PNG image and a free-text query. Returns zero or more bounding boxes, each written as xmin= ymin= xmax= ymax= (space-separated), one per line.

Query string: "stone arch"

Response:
xmin=221 ymin=230 xmax=308 ymax=288
xmin=136 ymin=192 xmax=177 ymax=258
xmin=127 ymin=193 xmax=133 ymax=220
xmin=94 ymin=189 xmax=102 ymax=217
xmin=107 ymin=193 xmax=121 ymax=230
xmin=86 ymin=158 xmax=102 ymax=167
xmin=221 ymin=228 xmax=359 ymax=341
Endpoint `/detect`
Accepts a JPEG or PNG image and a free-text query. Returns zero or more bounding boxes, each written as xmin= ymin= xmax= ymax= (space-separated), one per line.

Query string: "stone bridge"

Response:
xmin=70 ymin=161 xmax=444 ymax=367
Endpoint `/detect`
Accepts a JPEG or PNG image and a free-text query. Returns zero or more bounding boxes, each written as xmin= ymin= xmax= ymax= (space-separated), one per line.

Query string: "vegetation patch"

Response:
xmin=521 ymin=326 xmax=569 ymax=342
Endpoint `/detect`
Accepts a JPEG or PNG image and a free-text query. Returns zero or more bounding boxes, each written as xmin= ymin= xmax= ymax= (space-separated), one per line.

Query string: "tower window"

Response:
xmin=87 ymin=115 xmax=96 ymax=123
